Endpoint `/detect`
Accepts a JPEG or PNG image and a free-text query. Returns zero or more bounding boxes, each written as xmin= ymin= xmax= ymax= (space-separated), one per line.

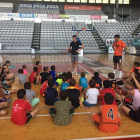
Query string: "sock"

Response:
xmin=119 ymin=71 xmax=122 ymax=77
xmin=113 ymin=70 xmax=116 ymax=74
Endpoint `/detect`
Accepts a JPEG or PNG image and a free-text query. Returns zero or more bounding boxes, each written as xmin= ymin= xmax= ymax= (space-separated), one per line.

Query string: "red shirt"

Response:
xmin=101 ymin=88 xmax=118 ymax=106
xmin=29 ymin=71 xmax=37 ymax=83
xmin=37 ymin=66 xmax=42 ymax=73
xmin=40 ymin=81 xmax=48 ymax=96
xmin=11 ymin=99 xmax=32 ymax=125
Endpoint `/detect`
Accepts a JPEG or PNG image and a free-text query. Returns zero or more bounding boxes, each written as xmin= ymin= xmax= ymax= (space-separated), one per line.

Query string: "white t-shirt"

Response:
xmin=85 ymin=88 xmax=99 ymax=104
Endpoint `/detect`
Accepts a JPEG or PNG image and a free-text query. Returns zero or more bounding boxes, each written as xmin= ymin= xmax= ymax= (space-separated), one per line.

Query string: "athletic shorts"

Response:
xmin=71 ymin=54 xmax=78 ymax=63
xmin=129 ymin=109 xmax=140 ymax=122
xmin=92 ymin=114 xmax=101 ymax=124
xmin=0 ymin=97 xmax=6 ymax=102
xmin=26 ymin=113 xmax=32 ymax=123
xmin=113 ymin=56 xmax=122 ymax=63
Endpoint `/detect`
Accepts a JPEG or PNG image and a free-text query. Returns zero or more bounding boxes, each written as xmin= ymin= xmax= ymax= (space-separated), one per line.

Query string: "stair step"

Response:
xmin=33 ymin=37 xmax=40 ymax=40
xmin=98 ymin=43 xmax=104 ymax=45
xmin=33 ymin=43 xmax=39 ymax=45
xmin=96 ymin=40 xmax=102 ymax=43
xmin=33 ymin=40 xmax=40 ymax=43
xmin=99 ymin=45 xmax=106 ymax=48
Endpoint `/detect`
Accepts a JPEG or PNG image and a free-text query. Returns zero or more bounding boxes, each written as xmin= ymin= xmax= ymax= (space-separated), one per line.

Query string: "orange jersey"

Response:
xmin=113 ymin=40 xmax=126 ymax=56
xmin=92 ymin=105 xmax=121 ymax=133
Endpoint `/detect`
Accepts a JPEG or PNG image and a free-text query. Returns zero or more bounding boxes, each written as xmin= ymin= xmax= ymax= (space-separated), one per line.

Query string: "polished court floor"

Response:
xmin=0 ymin=54 xmax=140 ymax=140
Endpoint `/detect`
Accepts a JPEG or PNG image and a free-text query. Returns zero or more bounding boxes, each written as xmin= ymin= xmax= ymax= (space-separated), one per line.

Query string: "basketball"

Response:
xmin=68 ymin=49 xmax=72 ymax=53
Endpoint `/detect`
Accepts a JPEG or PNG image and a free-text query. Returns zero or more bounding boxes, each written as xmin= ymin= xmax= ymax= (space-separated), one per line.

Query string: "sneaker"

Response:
xmin=34 ymin=83 xmax=38 ymax=85
xmin=72 ymin=71 xmax=74 ymax=74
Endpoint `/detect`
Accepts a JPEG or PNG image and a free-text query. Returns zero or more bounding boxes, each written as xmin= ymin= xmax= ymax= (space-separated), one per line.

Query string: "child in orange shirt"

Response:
xmin=91 ymin=93 xmax=121 ymax=133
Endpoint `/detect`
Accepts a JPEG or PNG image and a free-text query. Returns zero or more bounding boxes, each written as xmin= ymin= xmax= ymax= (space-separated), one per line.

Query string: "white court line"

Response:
xmin=0 ymin=112 xmax=91 ymax=120
xmin=70 ymin=134 xmax=140 ymax=140
xmin=78 ymin=64 xmax=93 ymax=76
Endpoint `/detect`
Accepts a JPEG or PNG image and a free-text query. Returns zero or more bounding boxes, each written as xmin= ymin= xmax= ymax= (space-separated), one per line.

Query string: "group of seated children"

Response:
xmin=1 ymin=60 xmax=140 ymax=134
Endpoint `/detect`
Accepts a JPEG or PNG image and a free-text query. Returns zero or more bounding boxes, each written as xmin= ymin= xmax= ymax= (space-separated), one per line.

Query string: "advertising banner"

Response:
xmin=64 ymin=5 xmax=101 ymax=10
xmin=133 ymin=39 xmax=140 ymax=47
xmin=69 ymin=15 xmax=90 ymax=20
xmin=20 ymin=13 xmax=34 ymax=18
xmin=106 ymin=39 xmax=115 ymax=47
xmin=7 ymin=13 xmax=19 ymax=18
xmin=90 ymin=15 xmax=101 ymax=20
xmin=47 ymin=14 xmax=59 ymax=19
xmin=34 ymin=14 xmax=47 ymax=18
xmin=59 ymin=14 xmax=69 ymax=19
xmin=19 ymin=4 xmax=59 ymax=9
xmin=0 ymin=13 xmax=7 ymax=18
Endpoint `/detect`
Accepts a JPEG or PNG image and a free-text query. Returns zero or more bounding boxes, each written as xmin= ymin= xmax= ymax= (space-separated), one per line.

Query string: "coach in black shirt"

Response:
xmin=63 ymin=35 xmax=84 ymax=75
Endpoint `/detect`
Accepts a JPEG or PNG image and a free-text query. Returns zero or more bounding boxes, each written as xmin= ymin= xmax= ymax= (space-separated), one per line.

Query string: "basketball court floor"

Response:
xmin=0 ymin=53 xmax=140 ymax=140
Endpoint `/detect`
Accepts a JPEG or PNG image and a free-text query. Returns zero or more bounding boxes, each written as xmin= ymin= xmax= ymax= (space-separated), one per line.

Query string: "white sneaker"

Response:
xmin=72 ymin=71 xmax=74 ymax=74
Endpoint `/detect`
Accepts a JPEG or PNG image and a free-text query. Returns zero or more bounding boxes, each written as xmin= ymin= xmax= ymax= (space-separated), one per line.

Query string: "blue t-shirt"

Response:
xmin=49 ymin=71 xmax=56 ymax=81
xmin=61 ymin=83 xmax=70 ymax=90
xmin=79 ymin=77 xmax=88 ymax=89
xmin=45 ymin=87 xmax=58 ymax=105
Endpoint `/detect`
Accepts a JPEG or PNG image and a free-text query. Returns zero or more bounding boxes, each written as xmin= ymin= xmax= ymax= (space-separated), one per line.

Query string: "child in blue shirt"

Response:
xmin=79 ymin=72 xmax=88 ymax=90
xmin=49 ymin=65 xmax=58 ymax=81
xmin=61 ymin=76 xmax=70 ymax=90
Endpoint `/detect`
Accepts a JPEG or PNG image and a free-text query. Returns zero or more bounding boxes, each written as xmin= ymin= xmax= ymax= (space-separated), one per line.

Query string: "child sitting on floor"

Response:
xmin=101 ymin=80 xmax=119 ymax=106
xmin=83 ymin=79 xmax=99 ymax=107
xmin=11 ymin=89 xmax=39 ymax=125
xmin=36 ymin=61 xmax=42 ymax=73
xmin=45 ymin=79 xmax=59 ymax=105
xmin=66 ymin=78 xmax=84 ymax=109
xmin=24 ymin=82 xmax=40 ymax=107
xmin=121 ymin=73 xmax=140 ymax=123
xmin=54 ymin=74 xmax=63 ymax=87
xmin=50 ymin=65 xmax=58 ymax=81
xmin=91 ymin=93 xmax=121 ymax=133
xmin=22 ymin=65 xmax=30 ymax=78
xmin=49 ymin=90 xmax=74 ymax=126
xmin=79 ymin=72 xmax=88 ymax=90
xmin=40 ymin=75 xmax=53 ymax=96
xmin=29 ymin=67 xmax=40 ymax=85
xmin=61 ymin=75 xmax=69 ymax=90
xmin=40 ymin=67 xmax=50 ymax=85
xmin=121 ymin=74 xmax=140 ymax=111
xmin=94 ymin=72 xmax=102 ymax=88
xmin=17 ymin=69 xmax=28 ymax=85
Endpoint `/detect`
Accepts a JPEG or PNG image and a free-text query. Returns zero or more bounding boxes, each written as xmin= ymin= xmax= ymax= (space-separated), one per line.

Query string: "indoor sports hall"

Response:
xmin=0 ymin=1 xmax=140 ymax=140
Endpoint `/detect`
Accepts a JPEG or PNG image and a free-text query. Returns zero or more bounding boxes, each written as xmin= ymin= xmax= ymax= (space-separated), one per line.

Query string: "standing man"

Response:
xmin=63 ymin=35 xmax=84 ymax=75
xmin=112 ymin=35 xmax=127 ymax=78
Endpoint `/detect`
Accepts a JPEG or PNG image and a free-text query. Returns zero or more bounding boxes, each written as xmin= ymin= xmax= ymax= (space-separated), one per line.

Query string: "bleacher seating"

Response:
xmin=17 ymin=8 xmax=59 ymax=14
xmin=40 ymin=21 xmax=101 ymax=53
xmin=0 ymin=20 xmax=34 ymax=53
xmin=65 ymin=9 xmax=105 ymax=15
xmin=0 ymin=7 xmax=12 ymax=13
xmin=94 ymin=21 xmax=140 ymax=46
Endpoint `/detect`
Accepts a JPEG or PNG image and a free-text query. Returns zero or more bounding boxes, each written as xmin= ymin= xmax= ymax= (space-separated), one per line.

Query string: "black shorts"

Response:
xmin=129 ymin=109 xmax=140 ymax=123
xmin=113 ymin=56 xmax=122 ymax=63
xmin=26 ymin=113 xmax=32 ymax=123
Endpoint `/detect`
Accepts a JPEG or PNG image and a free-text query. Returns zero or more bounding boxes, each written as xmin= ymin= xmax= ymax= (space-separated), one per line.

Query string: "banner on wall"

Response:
xmin=90 ymin=15 xmax=101 ymax=20
xmin=59 ymin=14 xmax=69 ymax=19
xmin=69 ymin=15 xmax=90 ymax=20
xmin=19 ymin=13 xmax=34 ymax=18
xmin=34 ymin=14 xmax=47 ymax=18
xmin=7 ymin=13 xmax=19 ymax=18
xmin=64 ymin=5 xmax=101 ymax=10
xmin=19 ymin=4 xmax=59 ymax=9
xmin=133 ymin=39 xmax=140 ymax=47
xmin=0 ymin=13 xmax=7 ymax=18
xmin=47 ymin=14 xmax=59 ymax=19
xmin=106 ymin=39 xmax=115 ymax=47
